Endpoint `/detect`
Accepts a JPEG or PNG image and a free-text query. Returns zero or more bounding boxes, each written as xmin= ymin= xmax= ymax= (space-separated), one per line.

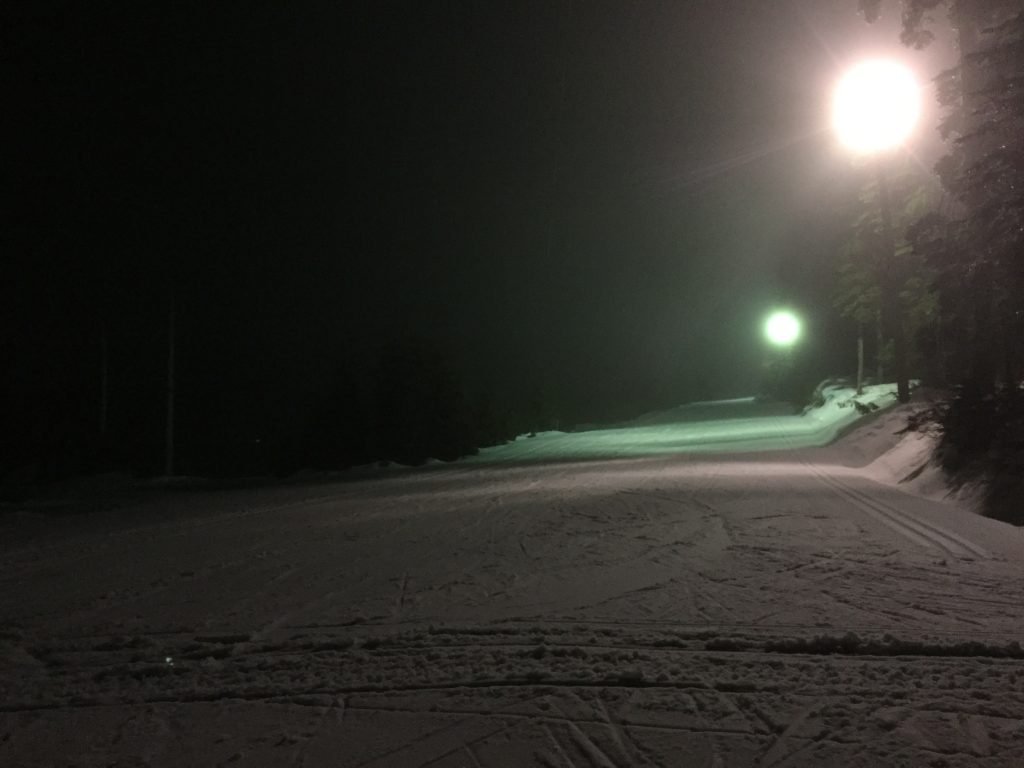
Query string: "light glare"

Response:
xmin=832 ymin=60 xmax=920 ymax=154
xmin=765 ymin=311 xmax=801 ymax=347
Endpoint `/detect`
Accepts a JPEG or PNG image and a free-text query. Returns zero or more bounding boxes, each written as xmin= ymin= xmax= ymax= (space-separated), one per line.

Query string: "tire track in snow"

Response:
xmin=345 ymin=690 xmax=545 ymax=768
xmin=543 ymin=722 xmax=577 ymax=767
xmin=565 ymin=719 xmax=620 ymax=768
xmin=596 ymin=694 xmax=657 ymax=768
xmin=771 ymin=416 xmax=989 ymax=561
xmin=811 ymin=468 xmax=987 ymax=560
xmin=495 ymin=616 xmax=1024 ymax=640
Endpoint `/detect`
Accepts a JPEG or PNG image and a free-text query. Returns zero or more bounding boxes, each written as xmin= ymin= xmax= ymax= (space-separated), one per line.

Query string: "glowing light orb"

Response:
xmin=764 ymin=311 xmax=801 ymax=347
xmin=832 ymin=60 xmax=920 ymax=154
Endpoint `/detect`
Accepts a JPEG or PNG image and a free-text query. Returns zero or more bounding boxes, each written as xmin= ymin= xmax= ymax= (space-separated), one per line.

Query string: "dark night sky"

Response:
xmin=4 ymin=1 xmax=955 ymax=471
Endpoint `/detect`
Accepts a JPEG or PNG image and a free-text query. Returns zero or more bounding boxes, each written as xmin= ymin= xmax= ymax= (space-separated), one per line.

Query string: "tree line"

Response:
xmin=849 ymin=0 xmax=1024 ymax=520
xmin=0 ymin=329 xmax=565 ymax=499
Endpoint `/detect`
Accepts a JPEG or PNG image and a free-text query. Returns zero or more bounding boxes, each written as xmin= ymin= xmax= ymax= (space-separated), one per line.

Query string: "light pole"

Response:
xmin=762 ymin=310 xmax=802 ymax=399
xmin=832 ymin=59 xmax=921 ymax=403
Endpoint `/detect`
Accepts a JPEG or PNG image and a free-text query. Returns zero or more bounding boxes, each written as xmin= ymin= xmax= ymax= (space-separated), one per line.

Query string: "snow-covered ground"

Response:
xmin=468 ymin=384 xmax=903 ymax=463
xmin=3 ymin=386 xmax=1024 ymax=767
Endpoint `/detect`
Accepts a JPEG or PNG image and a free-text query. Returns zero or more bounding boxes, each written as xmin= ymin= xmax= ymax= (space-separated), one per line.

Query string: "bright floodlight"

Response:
xmin=765 ymin=311 xmax=801 ymax=347
xmin=832 ymin=60 xmax=920 ymax=154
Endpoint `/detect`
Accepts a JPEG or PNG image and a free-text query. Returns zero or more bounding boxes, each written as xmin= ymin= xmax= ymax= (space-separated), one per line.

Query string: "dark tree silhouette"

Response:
xmin=373 ymin=337 xmax=477 ymax=465
xmin=862 ymin=1 xmax=1024 ymax=521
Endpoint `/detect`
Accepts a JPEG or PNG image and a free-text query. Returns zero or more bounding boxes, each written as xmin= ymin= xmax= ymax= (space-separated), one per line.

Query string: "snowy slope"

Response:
xmin=3 ymin=388 xmax=1024 ymax=767
xmin=471 ymin=384 xmax=901 ymax=462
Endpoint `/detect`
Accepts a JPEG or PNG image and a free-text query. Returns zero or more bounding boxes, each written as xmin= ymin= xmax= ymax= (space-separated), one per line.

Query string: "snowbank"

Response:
xmin=470 ymin=384 xmax=902 ymax=464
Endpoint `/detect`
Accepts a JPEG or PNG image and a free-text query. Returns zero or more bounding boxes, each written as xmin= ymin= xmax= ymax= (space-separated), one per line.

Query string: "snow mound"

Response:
xmin=860 ymin=419 xmax=987 ymax=512
xmin=472 ymin=384 xmax=901 ymax=463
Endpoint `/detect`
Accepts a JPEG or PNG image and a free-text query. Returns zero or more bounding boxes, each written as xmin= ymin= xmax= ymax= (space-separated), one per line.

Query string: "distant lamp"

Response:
xmin=831 ymin=59 xmax=920 ymax=154
xmin=764 ymin=311 xmax=801 ymax=348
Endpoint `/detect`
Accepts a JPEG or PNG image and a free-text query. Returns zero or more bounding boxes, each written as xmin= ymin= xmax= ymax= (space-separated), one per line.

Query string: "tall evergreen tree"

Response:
xmin=834 ymin=162 xmax=941 ymax=387
xmin=860 ymin=1 xmax=1024 ymax=522
xmin=861 ymin=1 xmax=1022 ymax=392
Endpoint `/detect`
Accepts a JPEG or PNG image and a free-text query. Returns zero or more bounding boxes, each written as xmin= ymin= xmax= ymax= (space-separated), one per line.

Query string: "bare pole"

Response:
xmin=875 ymin=160 xmax=910 ymax=403
xmin=99 ymin=321 xmax=108 ymax=437
xmin=164 ymin=287 xmax=176 ymax=477
xmin=876 ymin=309 xmax=884 ymax=383
xmin=856 ymin=321 xmax=864 ymax=395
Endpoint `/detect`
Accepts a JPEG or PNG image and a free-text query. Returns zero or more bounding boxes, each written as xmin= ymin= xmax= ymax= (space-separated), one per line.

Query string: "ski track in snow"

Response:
xmin=3 ymin=395 xmax=1024 ymax=766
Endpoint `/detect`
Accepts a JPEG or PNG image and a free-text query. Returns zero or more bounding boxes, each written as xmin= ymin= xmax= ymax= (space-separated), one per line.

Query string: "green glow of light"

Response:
xmin=764 ymin=311 xmax=801 ymax=347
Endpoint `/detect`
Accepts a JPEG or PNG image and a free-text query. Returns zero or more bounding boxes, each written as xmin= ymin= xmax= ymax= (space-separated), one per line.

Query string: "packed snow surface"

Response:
xmin=3 ymin=386 xmax=1024 ymax=767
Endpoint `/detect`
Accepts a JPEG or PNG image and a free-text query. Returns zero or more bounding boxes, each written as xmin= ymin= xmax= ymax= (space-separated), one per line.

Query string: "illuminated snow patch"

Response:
xmin=470 ymin=384 xmax=899 ymax=464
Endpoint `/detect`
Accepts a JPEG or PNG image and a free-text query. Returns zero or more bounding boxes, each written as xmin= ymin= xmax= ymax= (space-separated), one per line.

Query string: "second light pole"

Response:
xmin=832 ymin=59 xmax=921 ymax=403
